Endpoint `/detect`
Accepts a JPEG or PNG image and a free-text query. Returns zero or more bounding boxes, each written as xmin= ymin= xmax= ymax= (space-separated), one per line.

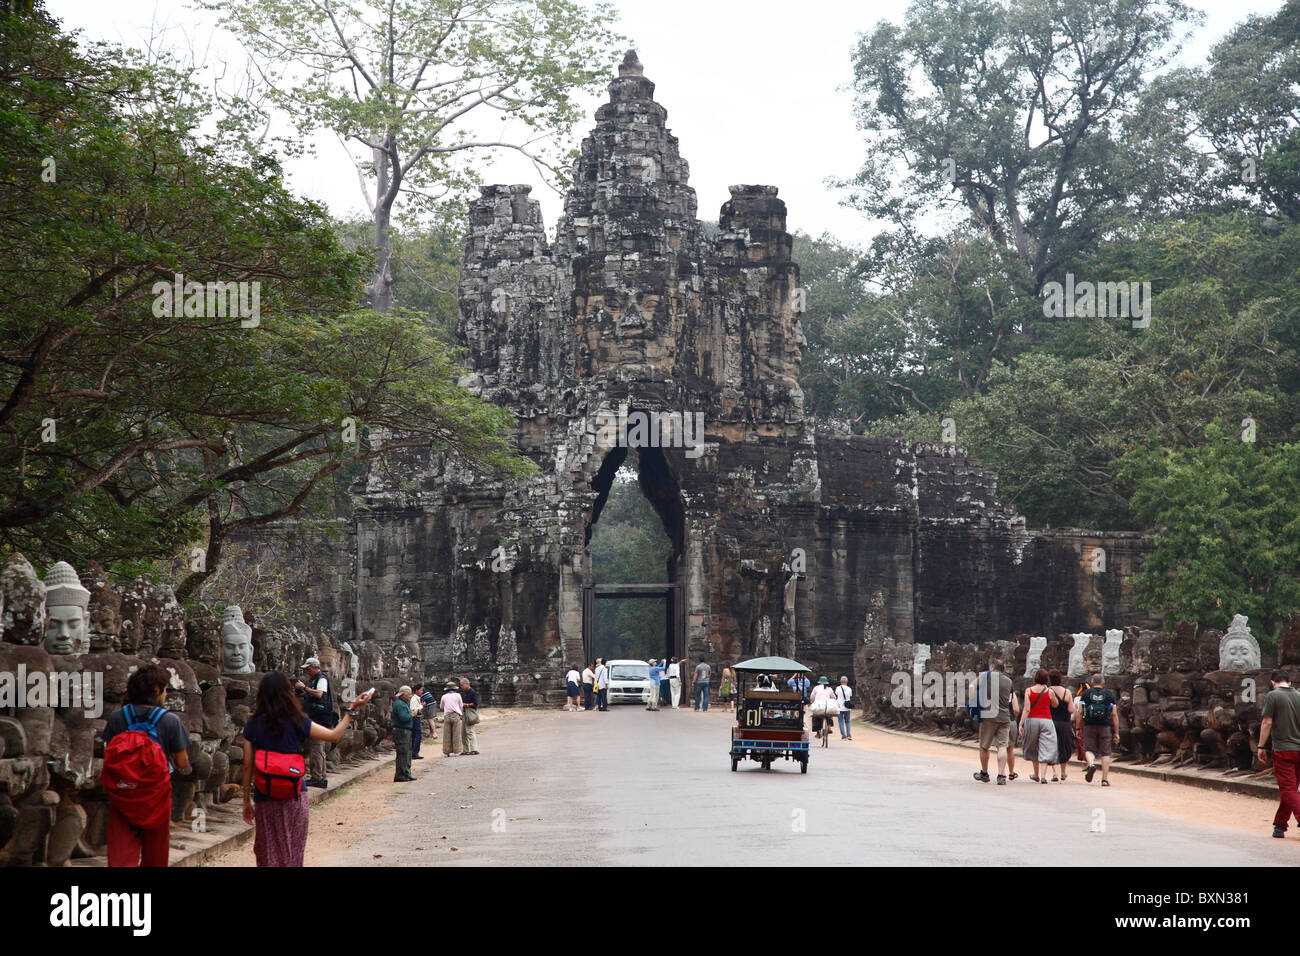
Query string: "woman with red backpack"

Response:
xmin=240 ymin=670 xmax=372 ymax=866
xmin=100 ymin=664 xmax=193 ymax=867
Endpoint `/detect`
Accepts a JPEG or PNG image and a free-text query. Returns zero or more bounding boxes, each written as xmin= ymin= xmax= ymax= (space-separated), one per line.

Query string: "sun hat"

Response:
xmin=818 ymin=676 xmax=830 ymax=685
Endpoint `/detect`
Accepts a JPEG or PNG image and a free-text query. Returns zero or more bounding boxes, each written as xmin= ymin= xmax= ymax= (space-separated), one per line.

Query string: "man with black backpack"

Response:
xmin=295 ymin=657 xmax=337 ymax=789
xmin=1079 ymin=674 xmax=1120 ymax=786
xmin=100 ymin=664 xmax=192 ymax=867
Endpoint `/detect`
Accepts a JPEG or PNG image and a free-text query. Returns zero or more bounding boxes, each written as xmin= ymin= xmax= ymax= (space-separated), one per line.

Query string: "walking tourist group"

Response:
xmin=969 ymin=661 xmax=1300 ymax=840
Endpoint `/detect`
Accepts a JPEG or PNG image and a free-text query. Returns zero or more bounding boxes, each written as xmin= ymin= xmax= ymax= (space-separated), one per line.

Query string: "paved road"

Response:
xmin=324 ymin=705 xmax=1298 ymax=867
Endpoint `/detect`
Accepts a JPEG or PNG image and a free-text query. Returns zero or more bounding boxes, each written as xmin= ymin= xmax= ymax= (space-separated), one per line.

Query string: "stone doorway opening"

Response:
xmin=582 ymin=444 xmax=685 ymax=664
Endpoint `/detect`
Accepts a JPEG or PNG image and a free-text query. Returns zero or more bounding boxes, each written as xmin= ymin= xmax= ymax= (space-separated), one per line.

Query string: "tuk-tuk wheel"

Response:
xmin=731 ymin=757 xmax=738 ymax=772
xmin=800 ymin=757 xmax=808 ymax=774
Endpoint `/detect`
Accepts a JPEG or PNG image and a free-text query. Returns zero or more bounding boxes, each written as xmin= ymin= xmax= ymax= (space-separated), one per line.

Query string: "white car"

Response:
xmin=605 ymin=659 xmax=654 ymax=704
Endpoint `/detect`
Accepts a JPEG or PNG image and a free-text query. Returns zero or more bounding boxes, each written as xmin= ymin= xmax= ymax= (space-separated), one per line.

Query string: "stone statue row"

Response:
xmin=909 ymin=617 xmax=1261 ymax=679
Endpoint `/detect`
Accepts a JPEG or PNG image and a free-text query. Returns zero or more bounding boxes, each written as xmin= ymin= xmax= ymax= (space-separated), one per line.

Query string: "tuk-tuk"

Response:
xmin=729 ymin=656 xmax=811 ymax=773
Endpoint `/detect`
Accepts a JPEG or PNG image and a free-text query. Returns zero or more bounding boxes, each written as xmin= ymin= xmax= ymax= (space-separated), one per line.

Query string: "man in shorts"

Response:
xmin=1079 ymin=674 xmax=1119 ymax=785
xmin=973 ymin=659 xmax=1015 ymax=785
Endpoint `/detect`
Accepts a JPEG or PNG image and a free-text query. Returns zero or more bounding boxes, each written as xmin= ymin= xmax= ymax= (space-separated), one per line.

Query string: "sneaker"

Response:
xmin=973 ymin=771 xmax=990 ymax=783
xmin=1273 ymin=826 xmax=1286 ymax=838
xmin=412 ymin=755 xmax=424 ymax=760
xmin=997 ymin=775 xmax=1007 ymax=785
xmin=1051 ymin=775 xmax=1059 ymax=782
xmin=1085 ymin=763 xmax=1097 ymax=783
xmin=305 ymin=778 xmax=327 ymax=789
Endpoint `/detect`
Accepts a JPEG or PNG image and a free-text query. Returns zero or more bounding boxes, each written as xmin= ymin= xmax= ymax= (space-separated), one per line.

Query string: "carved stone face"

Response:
xmin=221 ymin=623 xmax=254 ymax=675
xmin=1221 ymin=638 xmax=1255 ymax=672
xmin=44 ymin=604 xmax=86 ymax=655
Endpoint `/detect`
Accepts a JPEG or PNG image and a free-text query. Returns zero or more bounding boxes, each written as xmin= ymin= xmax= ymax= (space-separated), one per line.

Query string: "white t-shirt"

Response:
xmin=809 ymin=684 xmax=834 ymax=706
xmin=667 ymin=662 xmax=680 ymax=679
xmin=566 ymin=669 xmax=580 ymax=685
xmin=835 ymin=684 xmax=852 ymax=705
xmin=582 ymin=667 xmax=594 ymax=684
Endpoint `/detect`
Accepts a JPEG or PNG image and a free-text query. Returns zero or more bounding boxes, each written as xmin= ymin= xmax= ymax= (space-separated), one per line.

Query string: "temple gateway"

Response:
xmin=231 ymin=52 xmax=1155 ymax=704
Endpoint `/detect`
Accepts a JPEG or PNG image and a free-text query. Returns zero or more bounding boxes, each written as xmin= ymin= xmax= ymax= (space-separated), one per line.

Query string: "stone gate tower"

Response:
xmin=326 ymin=52 xmax=1152 ymax=702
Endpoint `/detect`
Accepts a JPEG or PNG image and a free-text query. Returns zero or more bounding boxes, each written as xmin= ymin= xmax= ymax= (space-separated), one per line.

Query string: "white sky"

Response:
xmin=45 ymin=0 xmax=1287 ymax=247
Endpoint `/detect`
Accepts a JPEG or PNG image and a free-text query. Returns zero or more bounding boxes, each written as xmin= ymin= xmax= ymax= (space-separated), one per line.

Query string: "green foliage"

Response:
xmin=1121 ymin=434 xmax=1300 ymax=635
xmin=0 ymin=7 xmax=532 ymax=594
xmin=845 ymin=0 xmax=1202 ymax=295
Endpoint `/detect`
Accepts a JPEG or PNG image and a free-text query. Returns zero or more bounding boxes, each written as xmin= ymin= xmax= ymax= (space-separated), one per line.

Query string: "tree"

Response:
xmin=1122 ymin=432 xmax=1300 ymax=635
xmin=0 ymin=6 xmax=531 ymax=592
xmin=204 ymin=0 xmax=622 ymax=311
xmin=845 ymin=0 xmax=1202 ymax=298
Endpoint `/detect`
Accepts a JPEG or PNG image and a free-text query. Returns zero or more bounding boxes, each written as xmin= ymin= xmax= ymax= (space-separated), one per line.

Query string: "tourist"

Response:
xmin=101 ymin=664 xmax=192 ymax=867
xmin=1048 ymin=670 xmax=1075 ymax=782
xmin=391 ymin=685 xmax=416 ymax=781
xmin=565 ymin=665 xmax=581 ymax=711
xmin=1019 ymin=668 xmax=1058 ymax=783
xmin=1006 ymin=685 xmax=1021 ymax=781
xmin=646 ymin=658 xmax=663 ymax=711
xmin=595 ymin=658 xmax=610 ymax=711
xmin=419 ymin=682 xmax=439 ymax=745
xmin=788 ymin=671 xmax=810 ymax=700
xmin=1258 ymin=669 xmax=1300 ymax=838
xmin=835 ymin=675 xmax=853 ymax=740
xmin=972 ymin=659 xmax=1013 ymax=784
xmin=808 ymin=677 xmax=835 ymax=740
xmin=1078 ymin=674 xmax=1119 ymax=786
xmin=1072 ymin=680 xmax=1092 ymax=763
xmin=667 ymin=657 xmax=682 ymax=709
xmin=459 ymin=677 xmax=481 ymax=755
xmin=440 ymin=681 xmax=465 ymax=756
xmin=581 ymin=662 xmax=595 ymax=712
xmin=294 ymin=657 xmax=336 ymax=789
xmin=693 ymin=656 xmax=712 ymax=711
xmin=409 ymin=681 xmax=426 ymax=760
xmin=241 ymin=671 xmax=371 ymax=866
xmin=719 ymin=665 xmax=735 ymax=713
xmin=659 ymin=659 xmax=672 ymax=706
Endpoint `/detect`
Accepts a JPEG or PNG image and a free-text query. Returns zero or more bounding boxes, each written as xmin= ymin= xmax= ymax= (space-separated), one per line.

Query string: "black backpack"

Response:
xmin=1082 ymin=687 xmax=1111 ymax=724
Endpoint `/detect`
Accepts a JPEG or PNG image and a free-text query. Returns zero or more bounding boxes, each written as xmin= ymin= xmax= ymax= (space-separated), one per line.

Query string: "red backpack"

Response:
xmin=252 ymin=749 xmax=306 ymax=800
xmin=101 ymin=705 xmax=172 ymax=829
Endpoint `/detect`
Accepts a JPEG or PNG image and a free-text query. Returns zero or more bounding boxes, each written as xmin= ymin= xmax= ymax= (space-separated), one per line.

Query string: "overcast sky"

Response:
xmin=45 ymin=0 xmax=1287 ymax=247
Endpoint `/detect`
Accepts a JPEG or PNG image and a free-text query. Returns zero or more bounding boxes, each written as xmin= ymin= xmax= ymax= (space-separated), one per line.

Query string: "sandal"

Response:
xmin=1101 ymin=779 xmax=1111 ymax=787
xmin=1008 ymin=773 xmax=1018 ymax=781
xmin=1029 ymin=775 xmax=1039 ymax=782
xmin=1051 ymin=775 xmax=1059 ymax=782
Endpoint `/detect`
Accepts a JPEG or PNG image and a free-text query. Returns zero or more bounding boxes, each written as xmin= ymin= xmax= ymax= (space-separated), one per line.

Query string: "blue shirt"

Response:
xmin=649 ymin=663 xmax=665 ymax=683
xmin=788 ymin=676 xmax=810 ymax=696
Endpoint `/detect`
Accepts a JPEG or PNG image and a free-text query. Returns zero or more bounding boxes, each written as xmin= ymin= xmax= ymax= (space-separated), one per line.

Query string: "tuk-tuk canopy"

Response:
xmin=733 ymin=656 xmax=811 ymax=675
